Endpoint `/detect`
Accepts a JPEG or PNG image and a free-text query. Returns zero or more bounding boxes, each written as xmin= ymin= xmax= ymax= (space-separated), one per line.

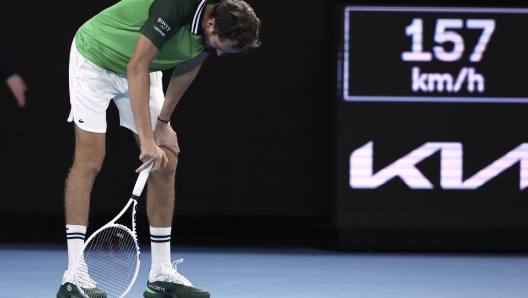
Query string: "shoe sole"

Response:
xmin=144 ymin=291 xmax=178 ymax=298
xmin=143 ymin=290 xmax=210 ymax=298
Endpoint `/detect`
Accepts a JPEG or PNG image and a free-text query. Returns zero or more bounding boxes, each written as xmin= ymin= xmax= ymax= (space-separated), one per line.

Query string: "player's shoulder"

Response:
xmin=161 ymin=0 xmax=207 ymax=9
xmin=159 ymin=0 xmax=218 ymax=25
xmin=151 ymin=0 xmax=203 ymax=18
xmin=164 ymin=0 xmax=219 ymax=10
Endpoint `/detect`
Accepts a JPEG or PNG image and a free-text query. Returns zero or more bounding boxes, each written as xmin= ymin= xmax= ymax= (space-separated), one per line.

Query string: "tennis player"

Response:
xmin=57 ymin=0 xmax=261 ymax=297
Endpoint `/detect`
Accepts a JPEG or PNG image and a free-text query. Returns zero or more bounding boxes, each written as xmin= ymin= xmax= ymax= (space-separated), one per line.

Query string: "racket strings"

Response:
xmin=77 ymin=226 xmax=139 ymax=298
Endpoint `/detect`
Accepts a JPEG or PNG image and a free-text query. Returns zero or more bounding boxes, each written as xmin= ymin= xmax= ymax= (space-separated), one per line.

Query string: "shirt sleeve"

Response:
xmin=0 ymin=48 xmax=14 ymax=80
xmin=140 ymin=0 xmax=190 ymax=50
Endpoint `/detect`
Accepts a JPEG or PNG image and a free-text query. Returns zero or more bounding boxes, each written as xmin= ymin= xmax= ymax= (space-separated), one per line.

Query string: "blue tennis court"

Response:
xmin=1 ymin=244 xmax=527 ymax=297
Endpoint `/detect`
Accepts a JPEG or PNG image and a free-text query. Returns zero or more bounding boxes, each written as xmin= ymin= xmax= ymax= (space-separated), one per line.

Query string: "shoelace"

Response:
xmin=76 ymin=270 xmax=98 ymax=289
xmin=162 ymin=259 xmax=193 ymax=287
xmin=72 ymin=256 xmax=98 ymax=289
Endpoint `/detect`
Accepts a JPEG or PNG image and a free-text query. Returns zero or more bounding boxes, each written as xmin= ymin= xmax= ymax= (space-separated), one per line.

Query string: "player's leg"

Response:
xmin=145 ymin=144 xmax=177 ymax=276
xmin=64 ymin=125 xmax=106 ymax=226
xmin=135 ymin=135 xmax=209 ymax=298
xmin=57 ymin=125 xmax=107 ymax=298
xmin=145 ymin=145 xmax=177 ymax=228
xmin=132 ymin=134 xmax=178 ymax=269
xmin=58 ymin=37 xmax=114 ymax=298
xmin=114 ymin=70 xmax=209 ymax=297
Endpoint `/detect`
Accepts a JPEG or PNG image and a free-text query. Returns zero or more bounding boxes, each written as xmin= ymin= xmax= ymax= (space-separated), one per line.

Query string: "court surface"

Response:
xmin=1 ymin=244 xmax=527 ymax=298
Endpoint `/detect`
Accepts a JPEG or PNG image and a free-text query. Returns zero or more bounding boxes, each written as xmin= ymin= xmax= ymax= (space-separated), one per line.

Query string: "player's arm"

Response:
xmin=127 ymin=34 xmax=168 ymax=172
xmin=161 ymin=51 xmax=209 ymax=121
xmin=154 ymin=51 xmax=210 ymax=157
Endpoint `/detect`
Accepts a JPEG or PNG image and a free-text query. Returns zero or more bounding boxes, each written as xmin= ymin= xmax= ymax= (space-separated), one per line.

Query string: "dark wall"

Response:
xmin=0 ymin=0 xmax=331 ymax=217
xmin=330 ymin=0 xmax=528 ymax=251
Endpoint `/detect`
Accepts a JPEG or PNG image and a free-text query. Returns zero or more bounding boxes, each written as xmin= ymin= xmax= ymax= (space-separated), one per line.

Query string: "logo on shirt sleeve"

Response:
xmin=153 ymin=18 xmax=171 ymax=37
xmin=158 ymin=18 xmax=172 ymax=31
xmin=153 ymin=25 xmax=165 ymax=36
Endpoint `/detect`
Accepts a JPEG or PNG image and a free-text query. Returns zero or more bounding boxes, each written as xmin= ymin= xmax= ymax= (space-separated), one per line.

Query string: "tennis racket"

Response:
xmin=75 ymin=163 xmax=153 ymax=298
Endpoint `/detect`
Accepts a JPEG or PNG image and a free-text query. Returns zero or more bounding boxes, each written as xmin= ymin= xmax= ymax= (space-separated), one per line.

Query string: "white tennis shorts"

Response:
xmin=67 ymin=39 xmax=164 ymax=134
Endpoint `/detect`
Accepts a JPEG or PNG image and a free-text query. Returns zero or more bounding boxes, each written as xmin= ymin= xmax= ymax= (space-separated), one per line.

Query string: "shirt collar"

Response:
xmin=190 ymin=0 xmax=208 ymax=35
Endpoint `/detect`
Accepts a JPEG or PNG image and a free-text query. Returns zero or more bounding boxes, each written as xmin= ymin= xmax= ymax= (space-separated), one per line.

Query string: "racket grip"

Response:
xmin=132 ymin=163 xmax=153 ymax=196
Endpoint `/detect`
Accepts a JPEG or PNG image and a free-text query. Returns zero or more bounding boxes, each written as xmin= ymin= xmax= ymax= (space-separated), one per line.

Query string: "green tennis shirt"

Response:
xmin=75 ymin=0 xmax=216 ymax=75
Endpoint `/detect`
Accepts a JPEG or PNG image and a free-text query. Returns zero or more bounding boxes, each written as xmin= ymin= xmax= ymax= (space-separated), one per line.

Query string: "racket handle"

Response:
xmin=133 ymin=163 xmax=153 ymax=197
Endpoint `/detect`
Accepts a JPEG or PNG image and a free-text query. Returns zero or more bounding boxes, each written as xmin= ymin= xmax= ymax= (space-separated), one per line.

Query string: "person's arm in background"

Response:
xmin=0 ymin=48 xmax=27 ymax=108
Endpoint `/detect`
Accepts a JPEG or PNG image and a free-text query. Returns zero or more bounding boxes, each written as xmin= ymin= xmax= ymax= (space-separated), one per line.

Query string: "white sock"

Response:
xmin=150 ymin=226 xmax=172 ymax=276
xmin=65 ymin=225 xmax=87 ymax=281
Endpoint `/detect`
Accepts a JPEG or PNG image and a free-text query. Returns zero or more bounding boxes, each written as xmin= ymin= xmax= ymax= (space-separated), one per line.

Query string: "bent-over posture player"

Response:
xmin=57 ymin=0 xmax=261 ymax=297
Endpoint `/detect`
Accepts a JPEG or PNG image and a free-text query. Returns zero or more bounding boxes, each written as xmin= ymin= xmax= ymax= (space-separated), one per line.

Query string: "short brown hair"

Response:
xmin=211 ymin=0 xmax=261 ymax=53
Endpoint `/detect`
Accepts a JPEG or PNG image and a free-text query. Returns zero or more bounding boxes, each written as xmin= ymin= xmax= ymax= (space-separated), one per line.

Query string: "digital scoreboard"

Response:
xmin=340 ymin=7 xmax=528 ymax=102
xmin=333 ymin=6 xmax=528 ymax=250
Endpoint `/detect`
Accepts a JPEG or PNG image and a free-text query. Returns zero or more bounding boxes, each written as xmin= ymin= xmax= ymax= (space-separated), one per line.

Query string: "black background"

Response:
xmin=1 ymin=0 xmax=528 ymax=251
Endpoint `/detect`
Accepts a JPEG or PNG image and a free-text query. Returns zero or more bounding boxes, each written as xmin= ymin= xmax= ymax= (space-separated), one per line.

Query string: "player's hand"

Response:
xmin=136 ymin=139 xmax=168 ymax=173
xmin=154 ymin=119 xmax=180 ymax=157
xmin=6 ymin=74 xmax=27 ymax=108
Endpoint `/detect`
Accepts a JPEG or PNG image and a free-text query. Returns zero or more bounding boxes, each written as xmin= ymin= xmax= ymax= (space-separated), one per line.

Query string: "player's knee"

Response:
xmin=73 ymin=151 xmax=105 ymax=177
xmin=87 ymin=158 xmax=104 ymax=176
xmin=163 ymin=151 xmax=178 ymax=174
xmin=80 ymin=159 xmax=104 ymax=177
xmin=159 ymin=147 xmax=178 ymax=173
xmin=73 ymin=126 xmax=106 ymax=176
xmin=151 ymin=161 xmax=176 ymax=183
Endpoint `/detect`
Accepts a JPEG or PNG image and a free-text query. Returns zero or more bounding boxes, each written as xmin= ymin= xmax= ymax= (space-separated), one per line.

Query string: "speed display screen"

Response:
xmin=333 ymin=6 xmax=528 ymax=248
xmin=341 ymin=7 xmax=528 ymax=103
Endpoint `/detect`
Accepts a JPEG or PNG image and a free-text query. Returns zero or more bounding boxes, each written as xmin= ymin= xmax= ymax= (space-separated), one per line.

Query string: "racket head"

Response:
xmin=75 ymin=224 xmax=140 ymax=298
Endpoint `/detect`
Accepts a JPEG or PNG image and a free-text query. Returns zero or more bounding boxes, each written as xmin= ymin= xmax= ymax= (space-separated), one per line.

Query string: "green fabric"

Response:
xmin=75 ymin=0 xmax=213 ymax=75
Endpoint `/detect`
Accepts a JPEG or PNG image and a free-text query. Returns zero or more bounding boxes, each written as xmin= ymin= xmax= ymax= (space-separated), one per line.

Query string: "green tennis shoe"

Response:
xmin=56 ymin=270 xmax=107 ymax=298
xmin=143 ymin=259 xmax=210 ymax=298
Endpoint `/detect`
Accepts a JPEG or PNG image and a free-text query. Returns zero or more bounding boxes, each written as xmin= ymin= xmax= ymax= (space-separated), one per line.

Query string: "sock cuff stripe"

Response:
xmin=67 ymin=236 xmax=85 ymax=240
xmin=151 ymin=239 xmax=171 ymax=243
xmin=151 ymin=237 xmax=170 ymax=242
xmin=150 ymin=234 xmax=171 ymax=238
xmin=67 ymin=232 xmax=86 ymax=236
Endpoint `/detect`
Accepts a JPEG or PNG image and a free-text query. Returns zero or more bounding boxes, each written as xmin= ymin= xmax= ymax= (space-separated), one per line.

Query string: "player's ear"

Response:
xmin=206 ymin=18 xmax=216 ymax=29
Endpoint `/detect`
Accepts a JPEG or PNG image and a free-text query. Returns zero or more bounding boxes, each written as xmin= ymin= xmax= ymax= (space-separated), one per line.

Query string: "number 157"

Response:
xmin=402 ymin=18 xmax=496 ymax=62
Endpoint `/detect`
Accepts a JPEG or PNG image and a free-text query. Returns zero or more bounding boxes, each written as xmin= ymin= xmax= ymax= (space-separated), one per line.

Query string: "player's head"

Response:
xmin=203 ymin=0 xmax=261 ymax=55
